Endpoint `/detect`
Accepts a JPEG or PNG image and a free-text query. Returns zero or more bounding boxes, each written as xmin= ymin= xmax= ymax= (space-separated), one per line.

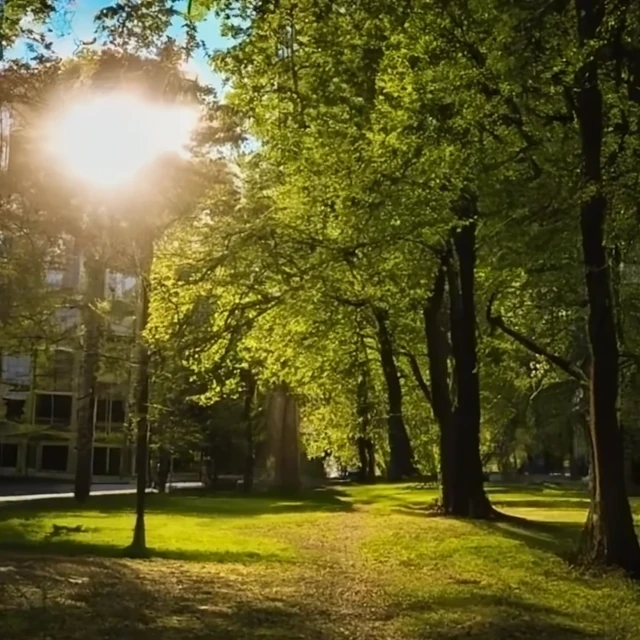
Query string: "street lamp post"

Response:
xmin=47 ymin=91 xmax=198 ymax=554
xmin=130 ymin=234 xmax=153 ymax=553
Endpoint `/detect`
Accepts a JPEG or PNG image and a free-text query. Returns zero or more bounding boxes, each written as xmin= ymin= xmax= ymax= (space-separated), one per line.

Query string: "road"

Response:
xmin=0 ymin=480 xmax=203 ymax=502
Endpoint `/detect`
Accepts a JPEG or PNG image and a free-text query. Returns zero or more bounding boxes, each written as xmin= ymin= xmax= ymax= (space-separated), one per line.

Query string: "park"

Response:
xmin=3 ymin=482 xmax=640 ymax=639
xmin=4 ymin=1 xmax=640 ymax=638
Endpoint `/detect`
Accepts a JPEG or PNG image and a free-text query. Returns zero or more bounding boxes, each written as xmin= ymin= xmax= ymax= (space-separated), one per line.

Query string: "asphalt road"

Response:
xmin=0 ymin=480 xmax=203 ymax=502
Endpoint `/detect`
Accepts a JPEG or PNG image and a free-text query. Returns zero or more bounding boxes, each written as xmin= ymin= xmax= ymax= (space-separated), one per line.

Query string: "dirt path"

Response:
xmin=0 ymin=507 xmax=401 ymax=640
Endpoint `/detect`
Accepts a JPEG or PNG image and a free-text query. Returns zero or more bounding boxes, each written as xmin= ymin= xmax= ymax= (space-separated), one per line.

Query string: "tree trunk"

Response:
xmin=208 ymin=445 xmax=219 ymax=490
xmin=423 ymin=251 xmax=455 ymax=510
xmin=129 ymin=240 xmax=153 ymax=557
xmin=574 ymin=0 xmax=640 ymax=573
xmin=356 ymin=371 xmax=376 ymax=483
xmin=156 ymin=446 xmax=171 ymax=493
xmin=447 ymin=209 xmax=493 ymax=518
xmin=373 ymin=307 xmax=416 ymax=480
xmin=268 ymin=385 xmax=301 ymax=492
xmin=242 ymin=370 xmax=256 ymax=493
xmin=74 ymin=253 xmax=105 ymax=504
xmin=365 ymin=438 xmax=376 ymax=482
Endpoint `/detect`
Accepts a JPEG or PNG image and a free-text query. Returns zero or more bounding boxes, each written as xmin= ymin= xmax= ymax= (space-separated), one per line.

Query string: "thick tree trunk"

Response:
xmin=447 ymin=211 xmax=493 ymax=518
xmin=373 ymin=307 xmax=416 ymax=480
xmin=267 ymin=385 xmax=301 ymax=492
xmin=74 ymin=254 xmax=105 ymax=504
xmin=423 ymin=251 xmax=455 ymax=510
xmin=574 ymin=0 xmax=640 ymax=573
xmin=129 ymin=241 xmax=153 ymax=557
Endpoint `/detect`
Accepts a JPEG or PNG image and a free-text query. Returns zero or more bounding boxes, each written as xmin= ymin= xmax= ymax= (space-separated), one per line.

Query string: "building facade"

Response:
xmin=0 ymin=241 xmax=138 ymax=481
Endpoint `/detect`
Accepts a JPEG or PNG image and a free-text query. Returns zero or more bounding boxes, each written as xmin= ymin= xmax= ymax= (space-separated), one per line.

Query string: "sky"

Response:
xmin=10 ymin=0 xmax=230 ymax=94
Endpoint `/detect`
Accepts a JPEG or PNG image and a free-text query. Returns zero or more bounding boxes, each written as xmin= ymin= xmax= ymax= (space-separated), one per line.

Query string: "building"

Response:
xmin=0 ymin=236 xmax=138 ymax=481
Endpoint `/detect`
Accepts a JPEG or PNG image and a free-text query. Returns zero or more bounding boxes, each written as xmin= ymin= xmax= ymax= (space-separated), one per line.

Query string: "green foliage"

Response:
xmin=12 ymin=0 xmax=640 ymax=489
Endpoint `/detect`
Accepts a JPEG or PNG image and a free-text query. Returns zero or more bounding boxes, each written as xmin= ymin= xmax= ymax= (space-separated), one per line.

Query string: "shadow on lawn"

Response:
xmin=391 ymin=592 xmax=597 ymax=639
xmin=0 ymin=487 xmax=352 ymax=562
xmin=491 ymin=497 xmax=590 ymax=510
xmin=485 ymin=483 xmax=587 ymax=496
xmin=0 ymin=539 xmax=291 ymax=563
xmin=1 ymin=486 xmax=353 ymax=519
xmin=0 ymin=516 xmax=292 ymax=563
xmin=394 ymin=503 xmax=583 ymax=560
xmin=0 ymin=555 xmax=333 ymax=640
xmin=144 ymin=486 xmax=354 ymax=518
xmin=469 ymin=515 xmax=583 ymax=562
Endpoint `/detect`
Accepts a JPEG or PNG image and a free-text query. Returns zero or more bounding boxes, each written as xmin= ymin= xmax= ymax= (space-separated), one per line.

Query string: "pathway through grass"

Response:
xmin=1 ymin=483 xmax=640 ymax=639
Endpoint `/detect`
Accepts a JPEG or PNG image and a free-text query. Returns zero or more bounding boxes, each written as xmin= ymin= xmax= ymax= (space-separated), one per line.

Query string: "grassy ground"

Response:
xmin=1 ymin=483 xmax=640 ymax=639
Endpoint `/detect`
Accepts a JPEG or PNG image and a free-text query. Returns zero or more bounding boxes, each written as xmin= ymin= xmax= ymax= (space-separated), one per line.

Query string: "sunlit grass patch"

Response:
xmin=3 ymin=483 xmax=640 ymax=638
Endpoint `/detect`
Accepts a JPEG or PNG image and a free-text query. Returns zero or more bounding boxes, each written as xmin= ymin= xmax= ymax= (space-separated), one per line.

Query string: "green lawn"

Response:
xmin=1 ymin=483 xmax=639 ymax=639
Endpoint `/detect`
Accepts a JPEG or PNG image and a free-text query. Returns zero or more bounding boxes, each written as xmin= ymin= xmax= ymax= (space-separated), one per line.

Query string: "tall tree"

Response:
xmin=572 ymin=0 xmax=640 ymax=571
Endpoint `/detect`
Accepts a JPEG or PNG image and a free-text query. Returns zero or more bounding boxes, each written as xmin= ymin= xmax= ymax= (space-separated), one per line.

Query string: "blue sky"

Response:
xmin=11 ymin=1 xmax=229 ymax=93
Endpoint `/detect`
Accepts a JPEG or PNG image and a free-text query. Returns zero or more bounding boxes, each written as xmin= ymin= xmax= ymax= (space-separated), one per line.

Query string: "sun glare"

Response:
xmin=48 ymin=93 xmax=199 ymax=188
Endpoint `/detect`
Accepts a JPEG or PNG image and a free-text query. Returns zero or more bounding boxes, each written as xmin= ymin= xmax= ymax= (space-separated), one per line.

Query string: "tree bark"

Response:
xmin=74 ymin=253 xmax=105 ymax=504
xmin=574 ymin=0 xmax=640 ymax=573
xmin=373 ymin=307 xmax=416 ymax=480
xmin=356 ymin=373 xmax=376 ymax=483
xmin=268 ymin=385 xmax=301 ymax=492
xmin=129 ymin=239 xmax=153 ymax=557
xmin=242 ymin=370 xmax=256 ymax=493
xmin=447 ymin=209 xmax=493 ymax=518
xmin=156 ymin=446 xmax=171 ymax=493
xmin=365 ymin=438 xmax=376 ymax=482
xmin=423 ymin=251 xmax=455 ymax=510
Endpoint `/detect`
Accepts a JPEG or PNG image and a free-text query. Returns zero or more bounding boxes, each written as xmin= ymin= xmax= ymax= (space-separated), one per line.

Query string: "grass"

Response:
xmin=2 ymin=483 xmax=640 ymax=638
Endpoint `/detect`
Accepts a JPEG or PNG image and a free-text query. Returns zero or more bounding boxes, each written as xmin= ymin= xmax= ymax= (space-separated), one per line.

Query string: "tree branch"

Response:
xmin=486 ymin=292 xmax=587 ymax=383
xmin=401 ymin=350 xmax=433 ymax=405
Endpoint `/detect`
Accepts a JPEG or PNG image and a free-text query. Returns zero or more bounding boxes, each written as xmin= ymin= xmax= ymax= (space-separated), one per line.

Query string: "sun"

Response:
xmin=48 ymin=93 xmax=199 ymax=188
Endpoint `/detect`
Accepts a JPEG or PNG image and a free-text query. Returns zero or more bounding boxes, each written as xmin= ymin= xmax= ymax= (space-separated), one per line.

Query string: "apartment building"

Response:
xmin=0 ymin=239 xmax=138 ymax=480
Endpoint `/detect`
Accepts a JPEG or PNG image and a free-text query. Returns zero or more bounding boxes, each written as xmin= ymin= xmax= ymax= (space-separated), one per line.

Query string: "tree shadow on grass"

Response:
xmin=490 ymin=497 xmax=590 ymax=510
xmin=0 ymin=555 xmax=333 ymax=640
xmin=469 ymin=515 xmax=583 ymax=560
xmin=0 ymin=486 xmax=353 ymax=520
xmin=0 ymin=539 xmax=293 ymax=563
xmin=389 ymin=592 xmax=599 ymax=639
xmin=144 ymin=486 xmax=354 ymax=518
xmin=485 ymin=483 xmax=588 ymax=497
xmin=393 ymin=504 xmax=583 ymax=560
xmin=0 ymin=517 xmax=294 ymax=564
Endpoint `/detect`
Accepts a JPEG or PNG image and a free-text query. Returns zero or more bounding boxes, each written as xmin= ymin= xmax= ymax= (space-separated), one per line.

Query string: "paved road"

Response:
xmin=0 ymin=481 xmax=203 ymax=502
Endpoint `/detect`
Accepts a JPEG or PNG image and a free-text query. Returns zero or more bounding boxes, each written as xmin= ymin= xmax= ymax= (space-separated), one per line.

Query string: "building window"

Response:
xmin=44 ymin=237 xmax=79 ymax=290
xmin=3 ymin=394 xmax=26 ymax=422
xmin=95 ymin=384 xmax=126 ymax=433
xmin=93 ymin=446 xmax=107 ymax=475
xmin=26 ymin=443 xmax=37 ymax=469
xmin=108 ymin=448 xmax=121 ymax=476
xmin=105 ymin=271 xmax=136 ymax=300
xmin=40 ymin=445 xmax=68 ymax=472
xmin=93 ymin=447 xmax=121 ymax=476
xmin=0 ymin=443 xmax=18 ymax=468
xmin=35 ymin=394 xmax=73 ymax=426
xmin=1 ymin=354 xmax=31 ymax=385
xmin=36 ymin=349 xmax=74 ymax=392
